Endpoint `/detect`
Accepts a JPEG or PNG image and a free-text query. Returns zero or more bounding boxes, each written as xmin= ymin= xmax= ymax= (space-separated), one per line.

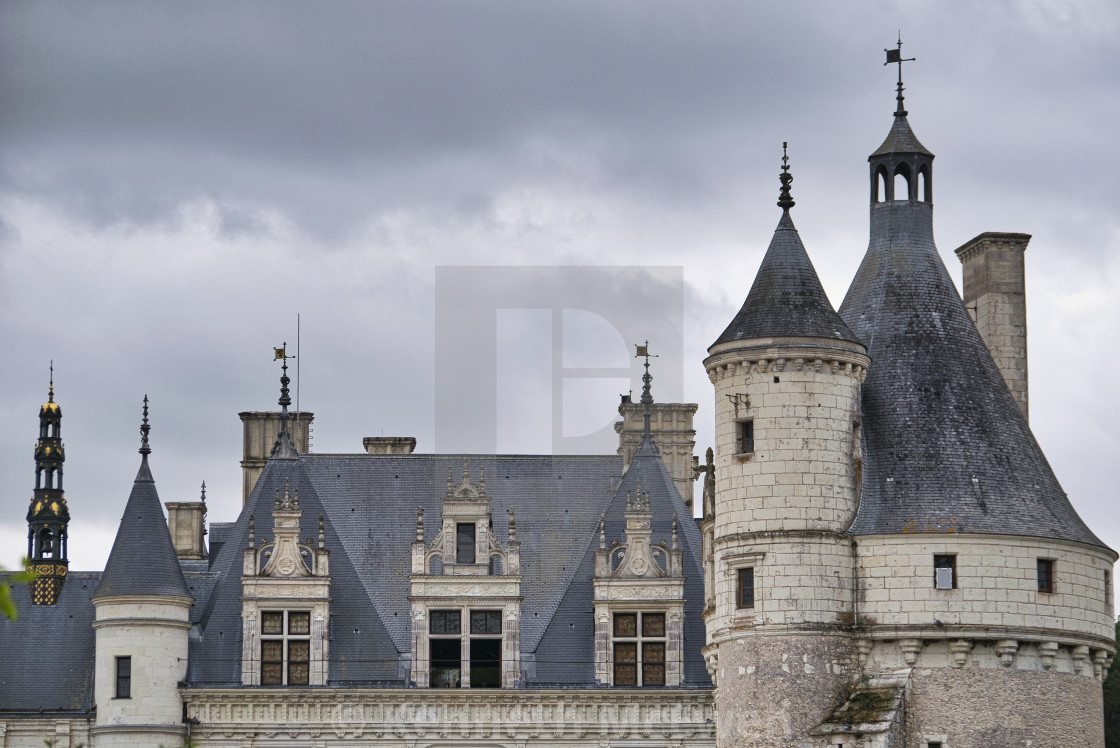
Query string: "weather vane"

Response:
xmin=885 ymin=32 xmax=916 ymax=115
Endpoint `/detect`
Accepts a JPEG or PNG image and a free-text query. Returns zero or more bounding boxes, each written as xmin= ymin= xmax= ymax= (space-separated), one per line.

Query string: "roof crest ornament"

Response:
xmin=885 ymin=32 xmax=916 ymax=117
xmin=139 ymin=395 xmax=151 ymax=456
xmin=445 ymin=459 xmax=488 ymax=499
xmin=48 ymin=360 xmax=54 ymax=402
xmin=777 ymin=142 xmax=795 ymax=211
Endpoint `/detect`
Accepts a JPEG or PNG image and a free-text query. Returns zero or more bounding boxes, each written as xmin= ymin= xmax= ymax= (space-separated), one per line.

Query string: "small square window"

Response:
xmin=933 ymin=555 xmax=956 ymax=590
xmin=1037 ymin=559 xmax=1055 ymax=593
xmin=738 ymin=567 xmax=755 ymax=608
xmin=115 ymin=656 xmax=131 ymax=699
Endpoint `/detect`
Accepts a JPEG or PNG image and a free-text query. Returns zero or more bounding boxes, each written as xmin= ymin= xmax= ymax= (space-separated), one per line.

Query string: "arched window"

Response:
xmin=38 ymin=528 xmax=54 ymax=558
xmin=918 ymin=167 xmax=930 ymax=202
xmin=875 ymin=167 xmax=888 ymax=203
xmin=893 ymin=164 xmax=911 ymax=201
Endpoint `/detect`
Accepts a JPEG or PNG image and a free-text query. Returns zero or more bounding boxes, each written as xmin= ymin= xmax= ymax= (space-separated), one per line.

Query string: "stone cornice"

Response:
xmin=181 ymin=688 xmax=716 ymax=742
xmin=705 ymin=348 xmax=869 ymax=382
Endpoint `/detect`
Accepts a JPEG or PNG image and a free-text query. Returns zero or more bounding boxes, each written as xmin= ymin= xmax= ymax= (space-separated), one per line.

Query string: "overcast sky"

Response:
xmin=1 ymin=2 xmax=1117 ymax=585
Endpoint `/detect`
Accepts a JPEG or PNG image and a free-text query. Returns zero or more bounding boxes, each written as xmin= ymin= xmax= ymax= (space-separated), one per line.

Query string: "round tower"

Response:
xmin=91 ymin=398 xmax=193 ymax=748
xmin=27 ymin=365 xmax=70 ymax=605
xmin=703 ymin=145 xmax=869 ymax=746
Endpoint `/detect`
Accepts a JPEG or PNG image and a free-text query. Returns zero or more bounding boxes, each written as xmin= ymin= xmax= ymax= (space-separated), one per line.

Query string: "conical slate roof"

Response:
xmin=869 ymin=113 xmax=932 ymax=158
xmin=92 ymin=452 xmax=191 ymax=599
xmin=712 ymin=210 xmax=862 ymax=349
xmin=838 ymin=198 xmax=1104 ymax=547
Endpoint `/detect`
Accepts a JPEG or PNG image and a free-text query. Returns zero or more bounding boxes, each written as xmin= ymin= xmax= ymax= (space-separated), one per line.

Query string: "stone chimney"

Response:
xmin=955 ymin=232 xmax=1031 ymax=419
xmin=614 ymin=399 xmax=697 ymax=508
xmin=238 ymin=410 xmax=314 ymax=505
xmin=166 ymin=501 xmax=207 ymax=560
xmin=363 ymin=436 xmax=417 ymax=455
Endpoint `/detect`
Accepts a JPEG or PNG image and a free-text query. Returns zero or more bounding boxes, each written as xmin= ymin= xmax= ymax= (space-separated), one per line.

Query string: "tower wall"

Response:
xmin=91 ymin=596 xmax=191 ymax=747
xmin=954 ymin=232 xmax=1031 ymax=419
xmin=704 ymin=341 xmax=868 ymax=748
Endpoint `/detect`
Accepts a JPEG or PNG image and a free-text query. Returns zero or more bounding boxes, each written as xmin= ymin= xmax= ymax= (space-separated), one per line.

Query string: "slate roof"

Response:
xmin=189 ymin=445 xmax=710 ymax=687
xmin=839 ymin=192 xmax=1105 ymax=547
xmin=869 ymin=113 xmax=933 ymax=158
xmin=711 ymin=209 xmax=862 ymax=350
xmin=0 ymin=571 xmax=98 ymax=714
xmin=92 ymin=454 xmax=192 ymax=599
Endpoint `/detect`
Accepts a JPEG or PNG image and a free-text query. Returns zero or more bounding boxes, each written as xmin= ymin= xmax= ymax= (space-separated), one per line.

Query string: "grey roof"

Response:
xmin=188 ymin=444 xmax=709 ymax=687
xmin=838 ymin=199 xmax=1105 ymax=548
xmin=0 ymin=572 xmax=98 ymax=714
xmin=92 ymin=455 xmax=192 ymax=599
xmin=869 ymin=113 xmax=932 ymax=158
xmin=534 ymin=434 xmax=710 ymax=686
xmin=711 ymin=210 xmax=862 ymax=350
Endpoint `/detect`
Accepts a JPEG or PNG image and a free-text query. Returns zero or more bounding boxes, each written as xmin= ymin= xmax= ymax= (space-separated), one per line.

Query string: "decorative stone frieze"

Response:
xmin=181 ymin=688 xmax=716 ymax=745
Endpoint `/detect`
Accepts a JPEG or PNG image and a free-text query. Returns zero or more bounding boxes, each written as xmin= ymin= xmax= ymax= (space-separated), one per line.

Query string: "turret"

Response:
xmin=26 ymin=365 xmax=70 ymax=605
xmin=91 ymin=398 xmax=193 ymax=748
xmin=703 ymin=145 xmax=869 ymax=746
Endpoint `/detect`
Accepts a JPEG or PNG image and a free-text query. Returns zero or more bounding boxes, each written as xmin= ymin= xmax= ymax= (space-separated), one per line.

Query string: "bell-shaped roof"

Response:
xmin=869 ymin=112 xmax=932 ymax=158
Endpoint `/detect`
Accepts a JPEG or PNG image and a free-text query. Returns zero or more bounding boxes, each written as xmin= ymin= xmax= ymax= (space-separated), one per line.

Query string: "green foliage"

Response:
xmin=1 ymin=559 xmax=36 ymax=621
xmin=1106 ymin=618 xmax=1120 ymax=747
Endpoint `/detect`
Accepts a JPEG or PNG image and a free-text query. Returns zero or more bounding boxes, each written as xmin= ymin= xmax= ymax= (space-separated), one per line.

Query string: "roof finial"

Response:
xmin=416 ymin=506 xmax=424 ymax=542
xmin=777 ymin=142 xmax=795 ymax=211
xmin=885 ymin=32 xmax=915 ymax=117
xmin=318 ymin=515 xmax=325 ymax=549
xmin=200 ymin=480 xmax=207 ymax=505
xmin=139 ymin=395 xmax=151 ymax=456
xmin=248 ymin=513 xmax=256 ymax=548
xmin=508 ymin=506 xmax=517 ymax=541
xmin=635 ymin=341 xmax=658 ymax=439
xmin=48 ymin=360 xmax=54 ymax=402
xmin=599 ymin=514 xmax=607 ymax=550
xmin=270 ymin=344 xmax=299 ymax=459
xmin=671 ymin=513 xmax=679 ymax=550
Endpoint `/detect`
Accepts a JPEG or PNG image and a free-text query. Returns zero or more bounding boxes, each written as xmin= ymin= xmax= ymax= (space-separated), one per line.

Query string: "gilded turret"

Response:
xmin=26 ymin=365 xmax=69 ymax=605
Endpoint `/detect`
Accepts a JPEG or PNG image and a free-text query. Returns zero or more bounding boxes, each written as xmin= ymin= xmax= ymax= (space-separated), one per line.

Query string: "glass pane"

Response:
xmin=643 ymin=641 xmax=665 ymax=663
xmin=642 ymin=613 xmax=665 ymax=637
xmin=288 ymin=612 xmax=310 ymax=635
xmin=288 ymin=640 xmax=310 ymax=662
xmin=261 ymin=662 xmax=283 ymax=685
xmin=614 ymin=613 xmax=637 ymax=637
xmin=457 ymin=523 xmax=476 ymax=564
xmin=261 ymin=641 xmax=283 ymax=661
xmin=643 ymin=663 xmax=665 ymax=686
xmin=614 ymin=663 xmax=637 ymax=685
xmin=738 ymin=567 xmax=754 ymax=607
xmin=288 ymin=662 xmax=310 ymax=685
xmin=615 ymin=642 xmax=637 ymax=663
xmin=471 ymin=610 xmax=502 ymax=634
xmin=430 ymin=610 xmax=461 ymax=634
xmin=261 ymin=611 xmax=284 ymax=635
xmin=430 ymin=665 xmax=461 ymax=688
xmin=470 ymin=638 xmax=501 ymax=688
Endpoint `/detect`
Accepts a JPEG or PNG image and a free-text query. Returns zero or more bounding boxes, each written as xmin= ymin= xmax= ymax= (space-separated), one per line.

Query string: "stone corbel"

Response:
xmin=855 ymin=638 xmax=873 ymax=667
xmin=995 ymin=639 xmax=1019 ymax=668
xmin=1038 ymin=641 xmax=1059 ymax=671
xmin=1072 ymin=644 xmax=1090 ymax=674
xmin=898 ymin=638 xmax=921 ymax=667
xmin=1092 ymin=649 xmax=1109 ymax=680
xmin=948 ymin=639 xmax=972 ymax=668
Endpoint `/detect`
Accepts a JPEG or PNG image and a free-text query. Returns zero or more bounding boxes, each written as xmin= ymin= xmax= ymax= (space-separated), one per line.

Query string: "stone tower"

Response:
xmin=90 ymin=398 xmax=193 ymax=748
xmin=26 ymin=368 xmax=70 ymax=605
xmin=703 ymin=147 xmax=869 ymax=746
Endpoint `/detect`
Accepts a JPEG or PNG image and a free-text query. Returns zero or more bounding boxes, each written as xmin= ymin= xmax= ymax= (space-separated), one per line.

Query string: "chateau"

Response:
xmin=1 ymin=55 xmax=1115 ymax=748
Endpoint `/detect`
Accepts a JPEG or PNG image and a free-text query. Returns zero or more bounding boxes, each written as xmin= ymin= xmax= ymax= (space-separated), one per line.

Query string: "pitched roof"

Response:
xmin=711 ymin=210 xmax=862 ymax=349
xmin=92 ymin=455 xmax=192 ymax=599
xmin=0 ymin=572 xmax=98 ymax=714
xmin=838 ymin=201 xmax=1106 ymax=548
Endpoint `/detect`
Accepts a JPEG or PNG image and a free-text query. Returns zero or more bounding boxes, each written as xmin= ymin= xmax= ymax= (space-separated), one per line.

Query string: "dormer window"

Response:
xmin=261 ymin=610 xmax=311 ymax=685
xmin=612 ymin=612 xmax=666 ymax=686
xmin=456 ymin=523 xmax=476 ymax=563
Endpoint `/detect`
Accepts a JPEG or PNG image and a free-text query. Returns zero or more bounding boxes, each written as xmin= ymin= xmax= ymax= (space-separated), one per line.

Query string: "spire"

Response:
xmin=270 ymin=344 xmax=299 ymax=460
xmin=885 ymin=33 xmax=915 ymax=118
xmin=93 ymin=399 xmax=190 ymax=600
xmin=635 ymin=342 xmax=657 ymax=447
xmin=28 ymin=370 xmax=69 ymax=605
xmin=777 ymin=142 xmax=795 ymax=211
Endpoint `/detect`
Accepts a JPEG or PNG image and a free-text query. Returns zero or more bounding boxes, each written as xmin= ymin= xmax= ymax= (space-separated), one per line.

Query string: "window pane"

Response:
xmin=262 ymin=611 xmax=284 ymax=635
xmin=738 ymin=567 xmax=755 ymax=608
xmin=1037 ymin=559 xmax=1054 ymax=593
xmin=288 ymin=612 xmax=310 ymax=635
xmin=643 ymin=663 xmax=665 ymax=686
xmin=643 ymin=641 xmax=665 ymax=663
xmin=615 ymin=663 xmax=637 ymax=685
xmin=457 ymin=523 xmax=476 ymax=564
xmin=471 ymin=610 xmax=502 ymax=634
xmin=470 ymin=638 xmax=501 ymax=688
xmin=614 ymin=613 xmax=637 ymax=637
xmin=288 ymin=662 xmax=310 ymax=685
xmin=430 ymin=638 xmax=461 ymax=688
xmin=430 ymin=610 xmax=461 ymax=635
xmin=642 ymin=613 xmax=665 ymax=637
xmin=289 ymin=640 xmax=310 ymax=662
xmin=615 ymin=642 xmax=637 ymax=663
xmin=115 ymin=656 xmax=131 ymax=699
xmin=933 ymin=555 xmax=955 ymax=589
xmin=261 ymin=662 xmax=283 ymax=685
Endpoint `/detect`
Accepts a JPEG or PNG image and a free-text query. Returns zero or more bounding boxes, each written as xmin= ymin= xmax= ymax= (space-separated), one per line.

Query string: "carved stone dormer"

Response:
xmin=408 ymin=461 xmax=522 ymax=689
xmin=241 ymin=477 xmax=331 ymax=686
xmin=593 ymin=482 xmax=686 ymax=687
